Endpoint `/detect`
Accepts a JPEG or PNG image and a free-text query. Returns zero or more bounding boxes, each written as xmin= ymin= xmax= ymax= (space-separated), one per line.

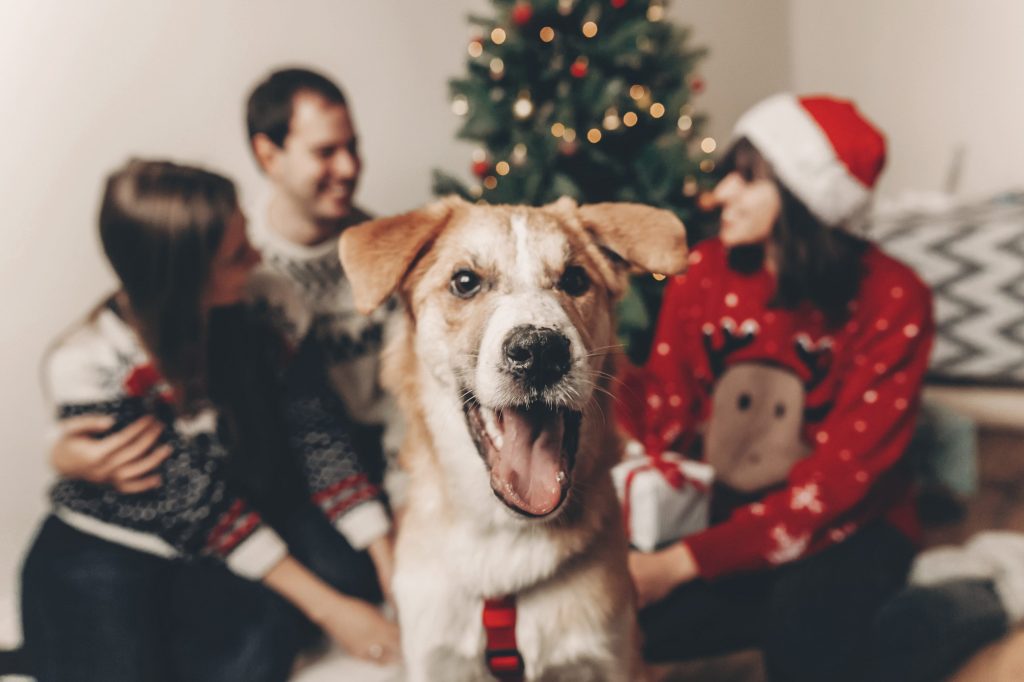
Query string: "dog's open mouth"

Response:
xmin=464 ymin=393 xmax=581 ymax=518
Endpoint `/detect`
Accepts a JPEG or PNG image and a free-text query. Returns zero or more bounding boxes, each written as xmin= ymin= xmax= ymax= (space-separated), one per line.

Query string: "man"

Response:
xmin=245 ymin=68 xmax=395 ymax=443
xmin=242 ymin=64 xmax=401 ymax=572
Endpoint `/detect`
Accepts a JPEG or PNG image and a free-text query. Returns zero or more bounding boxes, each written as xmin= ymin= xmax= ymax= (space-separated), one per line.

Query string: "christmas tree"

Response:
xmin=434 ymin=0 xmax=714 ymax=362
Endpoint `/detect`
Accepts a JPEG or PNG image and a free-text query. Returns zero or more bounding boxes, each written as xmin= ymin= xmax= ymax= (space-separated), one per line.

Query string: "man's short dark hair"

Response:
xmin=246 ymin=67 xmax=348 ymax=148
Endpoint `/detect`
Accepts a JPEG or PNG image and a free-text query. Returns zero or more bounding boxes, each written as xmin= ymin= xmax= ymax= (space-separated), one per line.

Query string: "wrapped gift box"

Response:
xmin=612 ymin=443 xmax=714 ymax=552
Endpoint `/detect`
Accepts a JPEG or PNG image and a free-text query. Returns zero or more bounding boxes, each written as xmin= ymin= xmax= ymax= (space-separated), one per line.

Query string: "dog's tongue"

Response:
xmin=492 ymin=406 xmax=565 ymax=516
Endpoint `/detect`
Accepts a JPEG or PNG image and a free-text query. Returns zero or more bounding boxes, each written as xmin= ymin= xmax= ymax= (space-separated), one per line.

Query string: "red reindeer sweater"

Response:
xmin=619 ymin=238 xmax=934 ymax=579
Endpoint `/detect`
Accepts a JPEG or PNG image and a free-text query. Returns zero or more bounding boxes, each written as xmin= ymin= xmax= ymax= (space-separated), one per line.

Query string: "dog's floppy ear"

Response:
xmin=576 ymin=201 xmax=688 ymax=276
xmin=339 ymin=198 xmax=459 ymax=314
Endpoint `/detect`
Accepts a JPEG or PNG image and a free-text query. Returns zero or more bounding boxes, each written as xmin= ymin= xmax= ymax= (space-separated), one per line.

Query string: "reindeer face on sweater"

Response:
xmin=705 ymin=363 xmax=811 ymax=492
xmin=702 ymin=321 xmax=833 ymax=492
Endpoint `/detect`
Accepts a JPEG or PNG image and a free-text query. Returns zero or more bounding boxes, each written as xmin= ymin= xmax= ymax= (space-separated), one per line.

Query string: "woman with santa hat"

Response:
xmin=621 ymin=94 xmax=934 ymax=681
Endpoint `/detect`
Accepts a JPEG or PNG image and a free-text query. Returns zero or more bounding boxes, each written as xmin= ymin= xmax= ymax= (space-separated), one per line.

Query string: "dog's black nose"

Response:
xmin=503 ymin=325 xmax=572 ymax=388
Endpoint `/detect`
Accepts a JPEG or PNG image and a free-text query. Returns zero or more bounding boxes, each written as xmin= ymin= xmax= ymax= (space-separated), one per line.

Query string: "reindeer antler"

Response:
xmin=702 ymin=318 xmax=759 ymax=377
xmin=793 ymin=334 xmax=834 ymax=392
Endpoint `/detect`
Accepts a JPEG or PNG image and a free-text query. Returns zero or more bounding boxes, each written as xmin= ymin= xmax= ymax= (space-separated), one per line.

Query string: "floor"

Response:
xmin=653 ymin=428 xmax=1024 ymax=682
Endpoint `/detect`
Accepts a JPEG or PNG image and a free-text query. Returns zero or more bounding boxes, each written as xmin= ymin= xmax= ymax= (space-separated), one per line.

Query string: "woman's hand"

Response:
xmin=316 ymin=591 xmax=401 ymax=664
xmin=367 ymin=533 xmax=396 ymax=606
xmin=51 ymin=414 xmax=172 ymax=493
xmin=629 ymin=543 xmax=700 ymax=609
xmin=263 ymin=556 xmax=401 ymax=665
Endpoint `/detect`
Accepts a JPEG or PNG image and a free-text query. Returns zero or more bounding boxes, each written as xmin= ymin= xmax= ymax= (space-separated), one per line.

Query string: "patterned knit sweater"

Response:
xmin=46 ymin=303 xmax=388 ymax=580
xmin=246 ymin=203 xmax=396 ymax=430
xmin=618 ymin=238 xmax=934 ymax=579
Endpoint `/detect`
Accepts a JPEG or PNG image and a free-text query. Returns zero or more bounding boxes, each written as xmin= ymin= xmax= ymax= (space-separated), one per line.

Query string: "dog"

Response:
xmin=339 ymin=196 xmax=687 ymax=681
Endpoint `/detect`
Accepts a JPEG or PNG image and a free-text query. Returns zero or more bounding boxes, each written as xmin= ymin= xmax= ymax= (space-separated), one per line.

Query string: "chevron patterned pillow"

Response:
xmin=872 ymin=193 xmax=1024 ymax=386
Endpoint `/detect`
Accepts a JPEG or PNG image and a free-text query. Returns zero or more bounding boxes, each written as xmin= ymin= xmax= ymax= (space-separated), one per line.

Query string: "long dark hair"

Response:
xmin=719 ymin=138 xmax=868 ymax=328
xmin=99 ymin=160 xmax=297 ymax=510
xmin=99 ymin=159 xmax=237 ymax=410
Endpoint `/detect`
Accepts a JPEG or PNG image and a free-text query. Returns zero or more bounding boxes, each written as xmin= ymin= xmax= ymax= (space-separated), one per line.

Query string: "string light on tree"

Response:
xmin=558 ymin=0 xmax=575 ymax=15
xmin=700 ymin=159 xmax=716 ymax=173
xmin=495 ymin=161 xmax=511 ymax=176
xmin=484 ymin=176 xmax=498 ymax=190
xmin=700 ymin=136 xmax=717 ymax=154
xmin=603 ymin=108 xmax=621 ymax=131
xmin=582 ymin=21 xmax=598 ymax=38
xmin=468 ymin=38 xmax=484 ymax=58
xmin=647 ymin=3 xmax=665 ymax=21
xmin=490 ymin=28 xmax=507 ymax=44
xmin=511 ymin=143 xmax=528 ymax=164
xmin=551 ymin=122 xmax=566 ymax=138
xmin=623 ymin=111 xmax=639 ymax=127
xmin=562 ymin=128 xmax=577 ymax=143
xmin=490 ymin=58 xmax=505 ymax=78
xmin=683 ymin=176 xmax=699 ymax=196
xmin=451 ymin=95 xmax=469 ymax=116
xmin=513 ymin=91 xmax=534 ymax=119
xmin=650 ymin=102 xmax=666 ymax=118
xmin=677 ymin=114 xmax=693 ymax=132
xmin=629 ymin=84 xmax=647 ymax=100
xmin=539 ymin=26 xmax=555 ymax=42
xmin=586 ymin=128 xmax=602 ymax=143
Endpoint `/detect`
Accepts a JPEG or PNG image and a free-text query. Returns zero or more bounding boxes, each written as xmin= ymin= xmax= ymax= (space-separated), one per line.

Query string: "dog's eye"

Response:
xmin=450 ymin=269 xmax=482 ymax=299
xmin=558 ymin=265 xmax=590 ymax=297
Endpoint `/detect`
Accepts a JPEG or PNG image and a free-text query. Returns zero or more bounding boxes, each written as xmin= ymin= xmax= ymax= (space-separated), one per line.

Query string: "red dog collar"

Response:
xmin=482 ymin=596 xmax=524 ymax=681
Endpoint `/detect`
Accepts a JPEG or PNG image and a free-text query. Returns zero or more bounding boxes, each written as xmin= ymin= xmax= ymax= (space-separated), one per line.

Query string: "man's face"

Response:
xmin=262 ymin=92 xmax=361 ymax=222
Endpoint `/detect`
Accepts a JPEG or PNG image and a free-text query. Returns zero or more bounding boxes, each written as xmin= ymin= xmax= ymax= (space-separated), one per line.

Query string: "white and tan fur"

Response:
xmin=339 ymin=196 xmax=687 ymax=681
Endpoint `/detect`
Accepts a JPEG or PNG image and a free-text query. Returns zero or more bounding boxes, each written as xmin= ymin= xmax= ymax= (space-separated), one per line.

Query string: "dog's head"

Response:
xmin=340 ymin=196 xmax=686 ymax=521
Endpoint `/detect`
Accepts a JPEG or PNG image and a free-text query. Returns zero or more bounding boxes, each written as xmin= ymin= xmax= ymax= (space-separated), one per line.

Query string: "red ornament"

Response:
xmin=472 ymin=160 xmax=491 ymax=178
xmin=570 ymin=58 xmax=588 ymax=79
xmin=512 ymin=2 xmax=533 ymax=26
xmin=690 ymin=75 xmax=705 ymax=94
xmin=611 ymin=0 xmax=627 ymax=7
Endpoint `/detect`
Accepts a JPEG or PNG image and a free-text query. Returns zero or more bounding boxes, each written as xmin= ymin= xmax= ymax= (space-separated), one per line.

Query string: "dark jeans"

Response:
xmin=21 ymin=505 xmax=380 ymax=682
xmin=870 ymin=578 xmax=1008 ymax=682
xmin=639 ymin=522 xmax=915 ymax=682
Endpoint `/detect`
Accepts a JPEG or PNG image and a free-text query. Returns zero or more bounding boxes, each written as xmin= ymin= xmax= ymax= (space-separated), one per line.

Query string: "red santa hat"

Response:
xmin=732 ymin=94 xmax=887 ymax=228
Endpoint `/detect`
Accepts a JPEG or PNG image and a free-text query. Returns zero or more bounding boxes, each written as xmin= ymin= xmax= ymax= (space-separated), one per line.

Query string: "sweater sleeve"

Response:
xmin=283 ymin=337 xmax=392 ymax=550
xmin=45 ymin=341 xmax=287 ymax=581
xmin=617 ymin=255 xmax=706 ymax=457
xmin=684 ymin=275 xmax=934 ymax=579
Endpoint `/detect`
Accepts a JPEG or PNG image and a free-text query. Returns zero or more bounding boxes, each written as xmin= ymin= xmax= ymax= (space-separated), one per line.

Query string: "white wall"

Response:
xmin=0 ymin=0 xmax=786 ymax=623
xmin=672 ymin=0 xmax=791 ymax=148
xmin=788 ymin=0 xmax=1024 ymax=199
